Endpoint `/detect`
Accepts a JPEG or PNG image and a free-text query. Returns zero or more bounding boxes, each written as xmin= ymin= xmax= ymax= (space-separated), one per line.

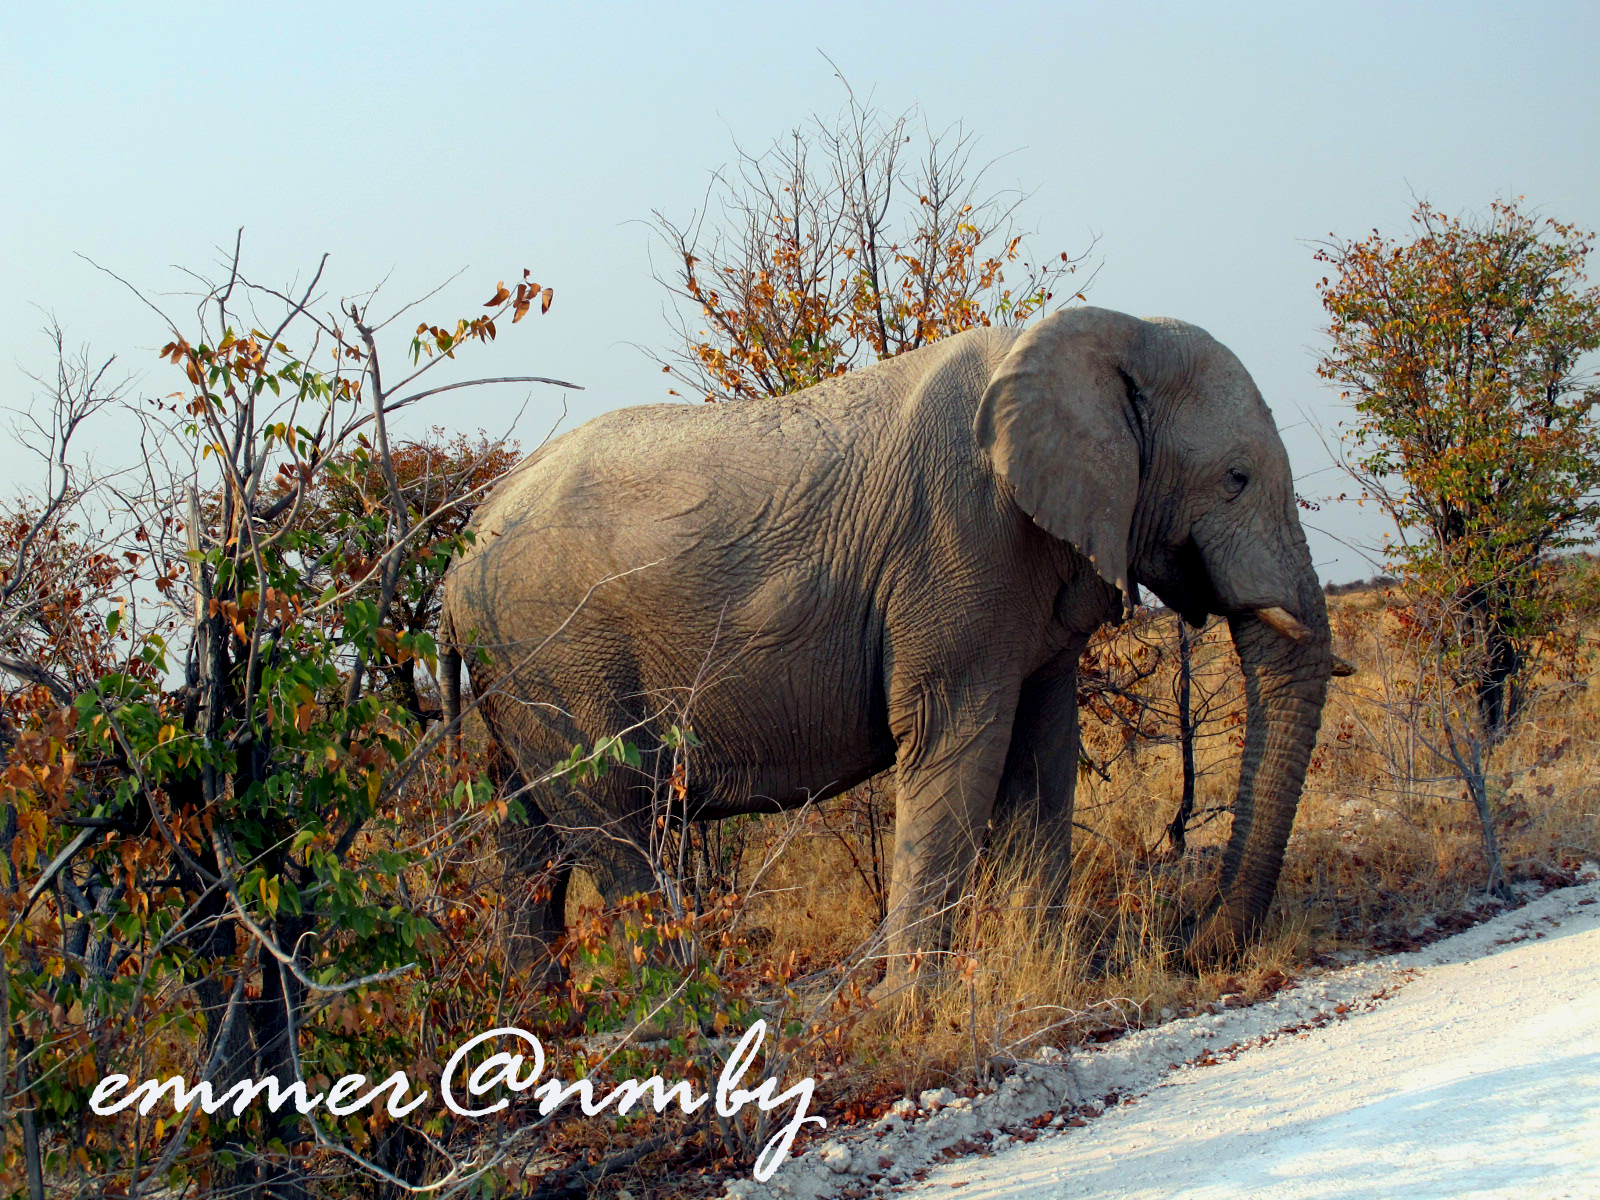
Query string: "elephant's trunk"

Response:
xmin=1187 ymin=535 xmax=1331 ymax=963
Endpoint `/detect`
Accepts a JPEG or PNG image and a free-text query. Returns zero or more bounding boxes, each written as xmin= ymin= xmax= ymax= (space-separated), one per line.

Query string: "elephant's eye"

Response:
xmin=1225 ymin=468 xmax=1250 ymax=496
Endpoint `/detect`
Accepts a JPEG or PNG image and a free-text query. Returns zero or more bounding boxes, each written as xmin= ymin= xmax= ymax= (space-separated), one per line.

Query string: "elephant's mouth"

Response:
xmin=1139 ymin=537 xmax=1215 ymax=628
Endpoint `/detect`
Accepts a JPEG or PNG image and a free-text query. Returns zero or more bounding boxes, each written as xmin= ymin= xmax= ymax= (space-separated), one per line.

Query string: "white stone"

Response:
xmin=819 ymin=1143 xmax=852 ymax=1174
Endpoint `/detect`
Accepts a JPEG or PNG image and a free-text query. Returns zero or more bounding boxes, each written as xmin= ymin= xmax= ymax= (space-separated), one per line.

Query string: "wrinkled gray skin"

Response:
xmin=439 ymin=307 xmax=1332 ymax=982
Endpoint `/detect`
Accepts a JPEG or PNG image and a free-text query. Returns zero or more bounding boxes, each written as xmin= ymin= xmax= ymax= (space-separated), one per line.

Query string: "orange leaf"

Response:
xmin=485 ymin=282 xmax=510 ymax=307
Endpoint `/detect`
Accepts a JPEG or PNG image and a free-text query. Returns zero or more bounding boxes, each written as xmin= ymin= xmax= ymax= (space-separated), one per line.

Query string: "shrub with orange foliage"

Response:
xmin=651 ymin=87 xmax=1089 ymax=402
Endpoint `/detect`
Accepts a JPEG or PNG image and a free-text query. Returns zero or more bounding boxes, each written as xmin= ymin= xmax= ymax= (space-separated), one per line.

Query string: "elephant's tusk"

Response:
xmin=1331 ymin=654 xmax=1356 ymax=677
xmin=1254 ymin=606 xmax=1312 ymax=643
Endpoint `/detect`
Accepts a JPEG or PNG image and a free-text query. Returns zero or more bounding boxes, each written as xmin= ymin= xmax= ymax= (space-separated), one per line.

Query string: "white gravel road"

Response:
xmin=731 ymin=871 xmax=1600 ymax=1200
xmin=900 ymin=876 xmax=1600 ymax=1200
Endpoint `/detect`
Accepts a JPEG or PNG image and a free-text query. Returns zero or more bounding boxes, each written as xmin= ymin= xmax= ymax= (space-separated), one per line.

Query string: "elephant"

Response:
xmin=437 ymin=305 xmax=1333 ymax=985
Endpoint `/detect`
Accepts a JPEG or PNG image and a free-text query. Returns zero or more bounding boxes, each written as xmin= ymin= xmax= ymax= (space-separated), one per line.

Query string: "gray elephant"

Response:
xmin=438 ymin=306 xmax=1332 ymax=983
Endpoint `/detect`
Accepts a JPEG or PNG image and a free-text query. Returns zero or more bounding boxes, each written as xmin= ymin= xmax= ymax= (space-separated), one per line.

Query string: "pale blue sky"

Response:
xmin=4 ymin=1 xmax=1597 ymax=582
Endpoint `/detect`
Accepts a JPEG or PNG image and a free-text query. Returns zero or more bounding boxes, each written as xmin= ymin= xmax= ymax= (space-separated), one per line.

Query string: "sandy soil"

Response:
xmin=728 ymin=871 xmax=1600 ymax=1199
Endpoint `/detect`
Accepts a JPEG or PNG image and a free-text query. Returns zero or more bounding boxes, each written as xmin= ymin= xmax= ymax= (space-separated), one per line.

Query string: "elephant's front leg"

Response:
xmin=878 ymin=681 xmax=1019 ymax=995
xmin=994 ymin=649 xmax=1082 ymax=913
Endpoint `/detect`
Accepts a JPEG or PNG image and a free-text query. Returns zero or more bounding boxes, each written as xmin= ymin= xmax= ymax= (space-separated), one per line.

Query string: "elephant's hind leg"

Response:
xmin=538 ymin=768 xmax=661 ymax=907
xmin=492 ymin=759 xmax=574 ymax=983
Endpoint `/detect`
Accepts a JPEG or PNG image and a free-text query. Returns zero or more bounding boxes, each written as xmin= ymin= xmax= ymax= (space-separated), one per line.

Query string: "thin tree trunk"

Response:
xmin=1447 ymin=716 xmax=1511 ymax=899
xmin=1476 ymin=618 xmax=1520 ymax=739
xmin=1167 ymin=617 xmax=1197 ymax=855
xmin=14 ymin=1029 xmax=44 ymax=1200
xmin=1466 ymin=768 xmax=1509 ymax=899
xmin=250 ymin=946 xmax=311 ymax=1200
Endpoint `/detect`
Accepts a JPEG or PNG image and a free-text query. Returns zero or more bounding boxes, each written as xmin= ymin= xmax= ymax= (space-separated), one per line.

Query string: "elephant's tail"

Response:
xmin=438 ymin=607 xmax=464 ymax=753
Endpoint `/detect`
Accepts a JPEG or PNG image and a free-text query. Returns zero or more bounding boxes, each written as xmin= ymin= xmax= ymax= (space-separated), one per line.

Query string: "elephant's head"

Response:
xmin=974 ymin=306 xmax=1332 ymax=959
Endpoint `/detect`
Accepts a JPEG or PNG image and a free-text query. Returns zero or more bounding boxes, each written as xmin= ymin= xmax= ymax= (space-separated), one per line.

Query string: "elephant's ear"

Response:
xmin=973 ymin=307 xmax=1145 ymax=604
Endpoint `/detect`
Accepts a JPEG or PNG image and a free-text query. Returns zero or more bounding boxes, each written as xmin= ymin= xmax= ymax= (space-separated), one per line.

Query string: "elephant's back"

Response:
xmin=444 ymin=394 xmax=853 ymax=667
xmin=473 ymin=328 xmax=1017 ymax=522
xmin=483 ymin=399 xmax=773 ymax=500
xmin=449 ymin=328 xmax=1025 ymax=637
xmin=462 ymin=399 xmax=796 ymax=564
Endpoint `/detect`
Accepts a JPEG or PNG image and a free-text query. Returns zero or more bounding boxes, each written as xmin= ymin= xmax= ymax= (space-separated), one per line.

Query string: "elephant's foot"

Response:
xmin=865 ymin=933 xmax=953 ymax=1010
xmin=995 ymin=872 xmax=1073 ymax=930
xmin=506 ymin=933 xmax=572 ymax=988
xmin=623 ymin=1008 xmax=727 ymax=1043
xmin=866 ymin=967 xmax=920 ymax=1010
xmin=1181 ymin=901 xmax=1251 ymax=970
